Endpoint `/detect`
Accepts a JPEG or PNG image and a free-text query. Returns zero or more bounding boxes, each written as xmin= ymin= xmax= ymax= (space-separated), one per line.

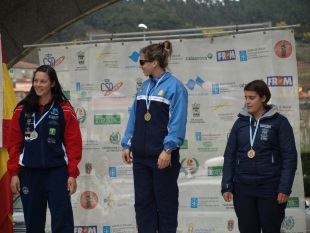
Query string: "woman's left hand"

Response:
xmin=277 ymin=192 xmax=289 ymax=204
xmin=68 ymin=177 xmax=77 ymax=195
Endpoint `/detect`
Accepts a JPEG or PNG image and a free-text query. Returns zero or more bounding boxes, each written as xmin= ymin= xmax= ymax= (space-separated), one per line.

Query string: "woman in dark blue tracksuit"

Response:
xmin=221 ymin=80 xmax=297 ymax=233
xmin=121 ymin=41 xmax=188 ymax=233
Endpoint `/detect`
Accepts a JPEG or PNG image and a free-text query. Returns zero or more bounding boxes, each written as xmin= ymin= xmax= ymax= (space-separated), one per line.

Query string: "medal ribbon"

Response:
xmin=145 ymin=72 xmax=167 ymax=112
xmin=249 ymin=115 xmax=260 ymax=149
xmin=33 ymin=101 xmax=55 ymax=130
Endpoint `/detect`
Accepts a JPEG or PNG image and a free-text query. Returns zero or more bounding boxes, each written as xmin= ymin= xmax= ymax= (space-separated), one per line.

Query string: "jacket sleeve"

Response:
xmin=63 ymin=103 xmax=82 ymax=178
xmin=163 ymin=82 xmax=188 ymax=150
xmin=277 ymin=116 xmax=297 ymax=195
xmin=121 ymin=99 xmax=137 ymax=150
xmin=7 ymin=106 xmax=24 ymax=176
xmin=221 ymin=121 xmax=238 ymax=194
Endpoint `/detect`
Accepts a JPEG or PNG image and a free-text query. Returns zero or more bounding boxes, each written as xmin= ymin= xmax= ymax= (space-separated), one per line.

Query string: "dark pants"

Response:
xmin=19 ymin=166 xmax=73 ymax=233
xmin=133 ymin=154 xmax=181 ymax=233
xmin=233 ymin=182 xmax=287 ymax=233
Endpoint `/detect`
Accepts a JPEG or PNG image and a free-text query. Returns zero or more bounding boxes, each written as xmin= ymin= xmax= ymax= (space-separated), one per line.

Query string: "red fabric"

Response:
xmin=0 ymin=170 xmax=13 ymax=233
xmin=6 ymin=106 xmax=23 ymax=177
xmin=2 ymin=119 xmax=10 ymax=148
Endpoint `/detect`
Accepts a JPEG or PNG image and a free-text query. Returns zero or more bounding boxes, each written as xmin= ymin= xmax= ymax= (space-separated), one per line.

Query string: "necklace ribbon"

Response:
xmin=30 ymin=101 xmax=55 ymax=140
xmin=144 ymin=72 xmax=167 ymax=121
xmin=248 ymin=115 xmax=260 ymax=158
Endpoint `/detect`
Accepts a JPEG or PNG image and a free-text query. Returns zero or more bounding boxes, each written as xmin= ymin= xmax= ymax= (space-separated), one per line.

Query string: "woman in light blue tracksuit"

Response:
xmin=121 ymin=41 xmax=188 ymax=233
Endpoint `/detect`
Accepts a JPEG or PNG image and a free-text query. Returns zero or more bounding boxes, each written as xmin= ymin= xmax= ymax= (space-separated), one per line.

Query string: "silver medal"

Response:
xmin=30 ymin=130 xmax=38 ymax=140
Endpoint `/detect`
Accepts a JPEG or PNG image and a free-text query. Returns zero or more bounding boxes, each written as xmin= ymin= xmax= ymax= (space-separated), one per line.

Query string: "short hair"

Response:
xmin=244 ymin=80 xmax=271 ymax=104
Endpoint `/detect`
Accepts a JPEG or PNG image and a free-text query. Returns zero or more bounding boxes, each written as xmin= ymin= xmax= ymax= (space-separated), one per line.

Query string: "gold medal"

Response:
xmin=247 ymin=149 xmax=255 ymax=158
xmin=144 ymin=111 xmax=151 ymax=121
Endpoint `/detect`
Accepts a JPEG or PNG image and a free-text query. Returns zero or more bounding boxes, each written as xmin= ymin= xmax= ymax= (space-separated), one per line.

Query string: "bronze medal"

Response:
xmin=247 ymin=149 xmax=255 ymax=158
xmin=144 ymin=111 xmax=151 ymax=121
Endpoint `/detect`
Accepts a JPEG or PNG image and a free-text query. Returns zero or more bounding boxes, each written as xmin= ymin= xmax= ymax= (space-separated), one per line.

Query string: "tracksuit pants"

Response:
xmin=133 ymin=154 xmax=181 ymax=233
xmin=19 ymin=166 xmax=74 ymax=233
xmin=233 ymin=182 xmax=287 ymax=233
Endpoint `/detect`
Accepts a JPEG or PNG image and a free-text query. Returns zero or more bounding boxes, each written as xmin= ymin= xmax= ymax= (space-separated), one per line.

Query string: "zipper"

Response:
xmin=144 ymin=81 xmax=156 ymax=157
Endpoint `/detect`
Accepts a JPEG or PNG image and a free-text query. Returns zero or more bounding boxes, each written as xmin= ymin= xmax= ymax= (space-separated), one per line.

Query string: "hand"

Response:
xmin=122 ymin=149 xmax=133 ymax=164
xmin=277 ymin=192 xmax=288 ymax=204
xmin=222 ymin=192 xmax=233 ymax=202
xmin=158 ymin=150 xmax=171 ymax=169
xmin=67 ymin=177 xmax=77 ymax=195
xmin=11 ymin=175 xmax=20 ymax=194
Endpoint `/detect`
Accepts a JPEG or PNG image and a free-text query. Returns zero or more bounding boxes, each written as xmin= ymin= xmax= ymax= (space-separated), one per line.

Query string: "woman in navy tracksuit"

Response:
xmin=7 ymin=65 xmax=82 ymax=233
xmin=121 ymin=41 xmax=188 ymax=233
xmin=221 ymin=80 xmax=297 ymax=233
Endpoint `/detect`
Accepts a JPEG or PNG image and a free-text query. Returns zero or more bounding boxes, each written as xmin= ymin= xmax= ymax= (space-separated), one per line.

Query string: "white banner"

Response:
xmin=39 ymin=30 xmax=306 ymax=233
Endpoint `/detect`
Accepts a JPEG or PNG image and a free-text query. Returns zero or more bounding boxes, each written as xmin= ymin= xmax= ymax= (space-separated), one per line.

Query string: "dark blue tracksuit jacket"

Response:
xmin=221 ymin=104 xmax=297 ymax=195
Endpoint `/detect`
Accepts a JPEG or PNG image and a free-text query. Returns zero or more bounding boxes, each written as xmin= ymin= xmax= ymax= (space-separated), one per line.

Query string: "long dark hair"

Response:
xmin=16 ymin=65 xmax=69 ymax=113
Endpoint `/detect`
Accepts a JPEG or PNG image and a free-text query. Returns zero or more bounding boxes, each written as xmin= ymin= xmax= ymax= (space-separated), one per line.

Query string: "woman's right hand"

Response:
xmin=122 ymin=149 xmax=132 ymax=164
xmin=11 ymin=175 xmax=20 ymax=194
xmin=222 ymin=191 xmax=233 ymax=202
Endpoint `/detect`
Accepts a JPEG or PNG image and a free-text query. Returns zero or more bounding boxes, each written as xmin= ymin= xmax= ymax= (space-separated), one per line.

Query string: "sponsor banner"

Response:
xmin=39 ymin=30 xmax=305 ymax=232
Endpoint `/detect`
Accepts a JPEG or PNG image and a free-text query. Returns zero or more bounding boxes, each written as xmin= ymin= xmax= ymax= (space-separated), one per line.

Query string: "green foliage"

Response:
xmin=53 ymin=0 xmax=310 ymax=43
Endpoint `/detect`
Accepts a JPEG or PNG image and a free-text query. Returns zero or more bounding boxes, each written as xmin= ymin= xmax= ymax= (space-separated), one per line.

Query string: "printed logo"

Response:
xmin=63 ymin=90 xmax=71 ymax=100
xmin=128 ymin=50 xmax=140 ymax=62
xmin=227 ymin=219 xmax=234 ymax=231
xmin=136 ymin=78 xmax=143 ymax=91
xmin=76 ymin=107 xmax=86 ymax=124
xmin=185 ymin=54 xmax=212 ymax=61
xmin=74 ymin=226 xmax=97 ymax=233
xmin=43 ymin=53 xmax=65 ymax=67
xmin=239 ymin=50 xmax=247 ymax=62
xmin=185 ymin=76 xmax=208 ymax=91
xmin=94 ymin=115 xmax=121 ymax=125
xmin=192 ymin=103 xmax=200 ymax=117
xmin=267 ymin=76 xmax=293 ymax=86
xmin=109 ymin=132 xmax=121 ymax=144
xmin=217 ymin=50 xmax=236 ymax=61
xmin=210 ymin=102 xmax=233 ymax=112
xmin=287 ymin=197 xmax=299 ymax=208
xmin=180 ymin=158 xmax=199 ymax=177
xmin=208 ymin=166 xmax=223 ymax=176
xmin=22 ymin=187 xmax=29 ymax=195
xmin=103 ymin=226 xmax=111 ymax=233
xmin=109 ymin=167 xmax=117 ymax=177
xmin=50 ymin=108 xmax=59 ymax=115
xmin=195 ymin=132 xmax=202 ymax=141
xmin=274 ymin=40 xmax=292 ymax=58
xmin=77 ymin=51 xmax=85 ymax=65
xmin=282 ymin=216 xmax=295 ymax=230
xmin=80 ymin=191 xmax=98 ymax=209
xmin=49 ymin=128 xmax=56 ymax=135
xmin=85 ymin=162 xmax=92 ymax=175
xmin=191 ymin=197 xmax=198 ymax=208
xmin=76 ymin=82 xmax=81 ymax=91
xmin=187 ymin=222 xmax=194 ymax=232
xmin=212 ymin=84 xmax=220 ymax=94
xmin=101 ymin=79 xmax=123 ymax=96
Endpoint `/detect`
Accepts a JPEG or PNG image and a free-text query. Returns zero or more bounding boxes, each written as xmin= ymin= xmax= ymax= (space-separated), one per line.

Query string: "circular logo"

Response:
xmin=274 ymin=40 xmax=292 ymax=58
xmin=76 ymin=107 xmax=86 ymax=124
xmin=80 ymin=191 xmax=98 ymax=209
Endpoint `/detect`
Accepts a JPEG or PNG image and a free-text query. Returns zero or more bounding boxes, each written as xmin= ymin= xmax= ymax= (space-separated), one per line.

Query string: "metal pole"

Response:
xmin=24 ymin=23 xmax=300 ymax=49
